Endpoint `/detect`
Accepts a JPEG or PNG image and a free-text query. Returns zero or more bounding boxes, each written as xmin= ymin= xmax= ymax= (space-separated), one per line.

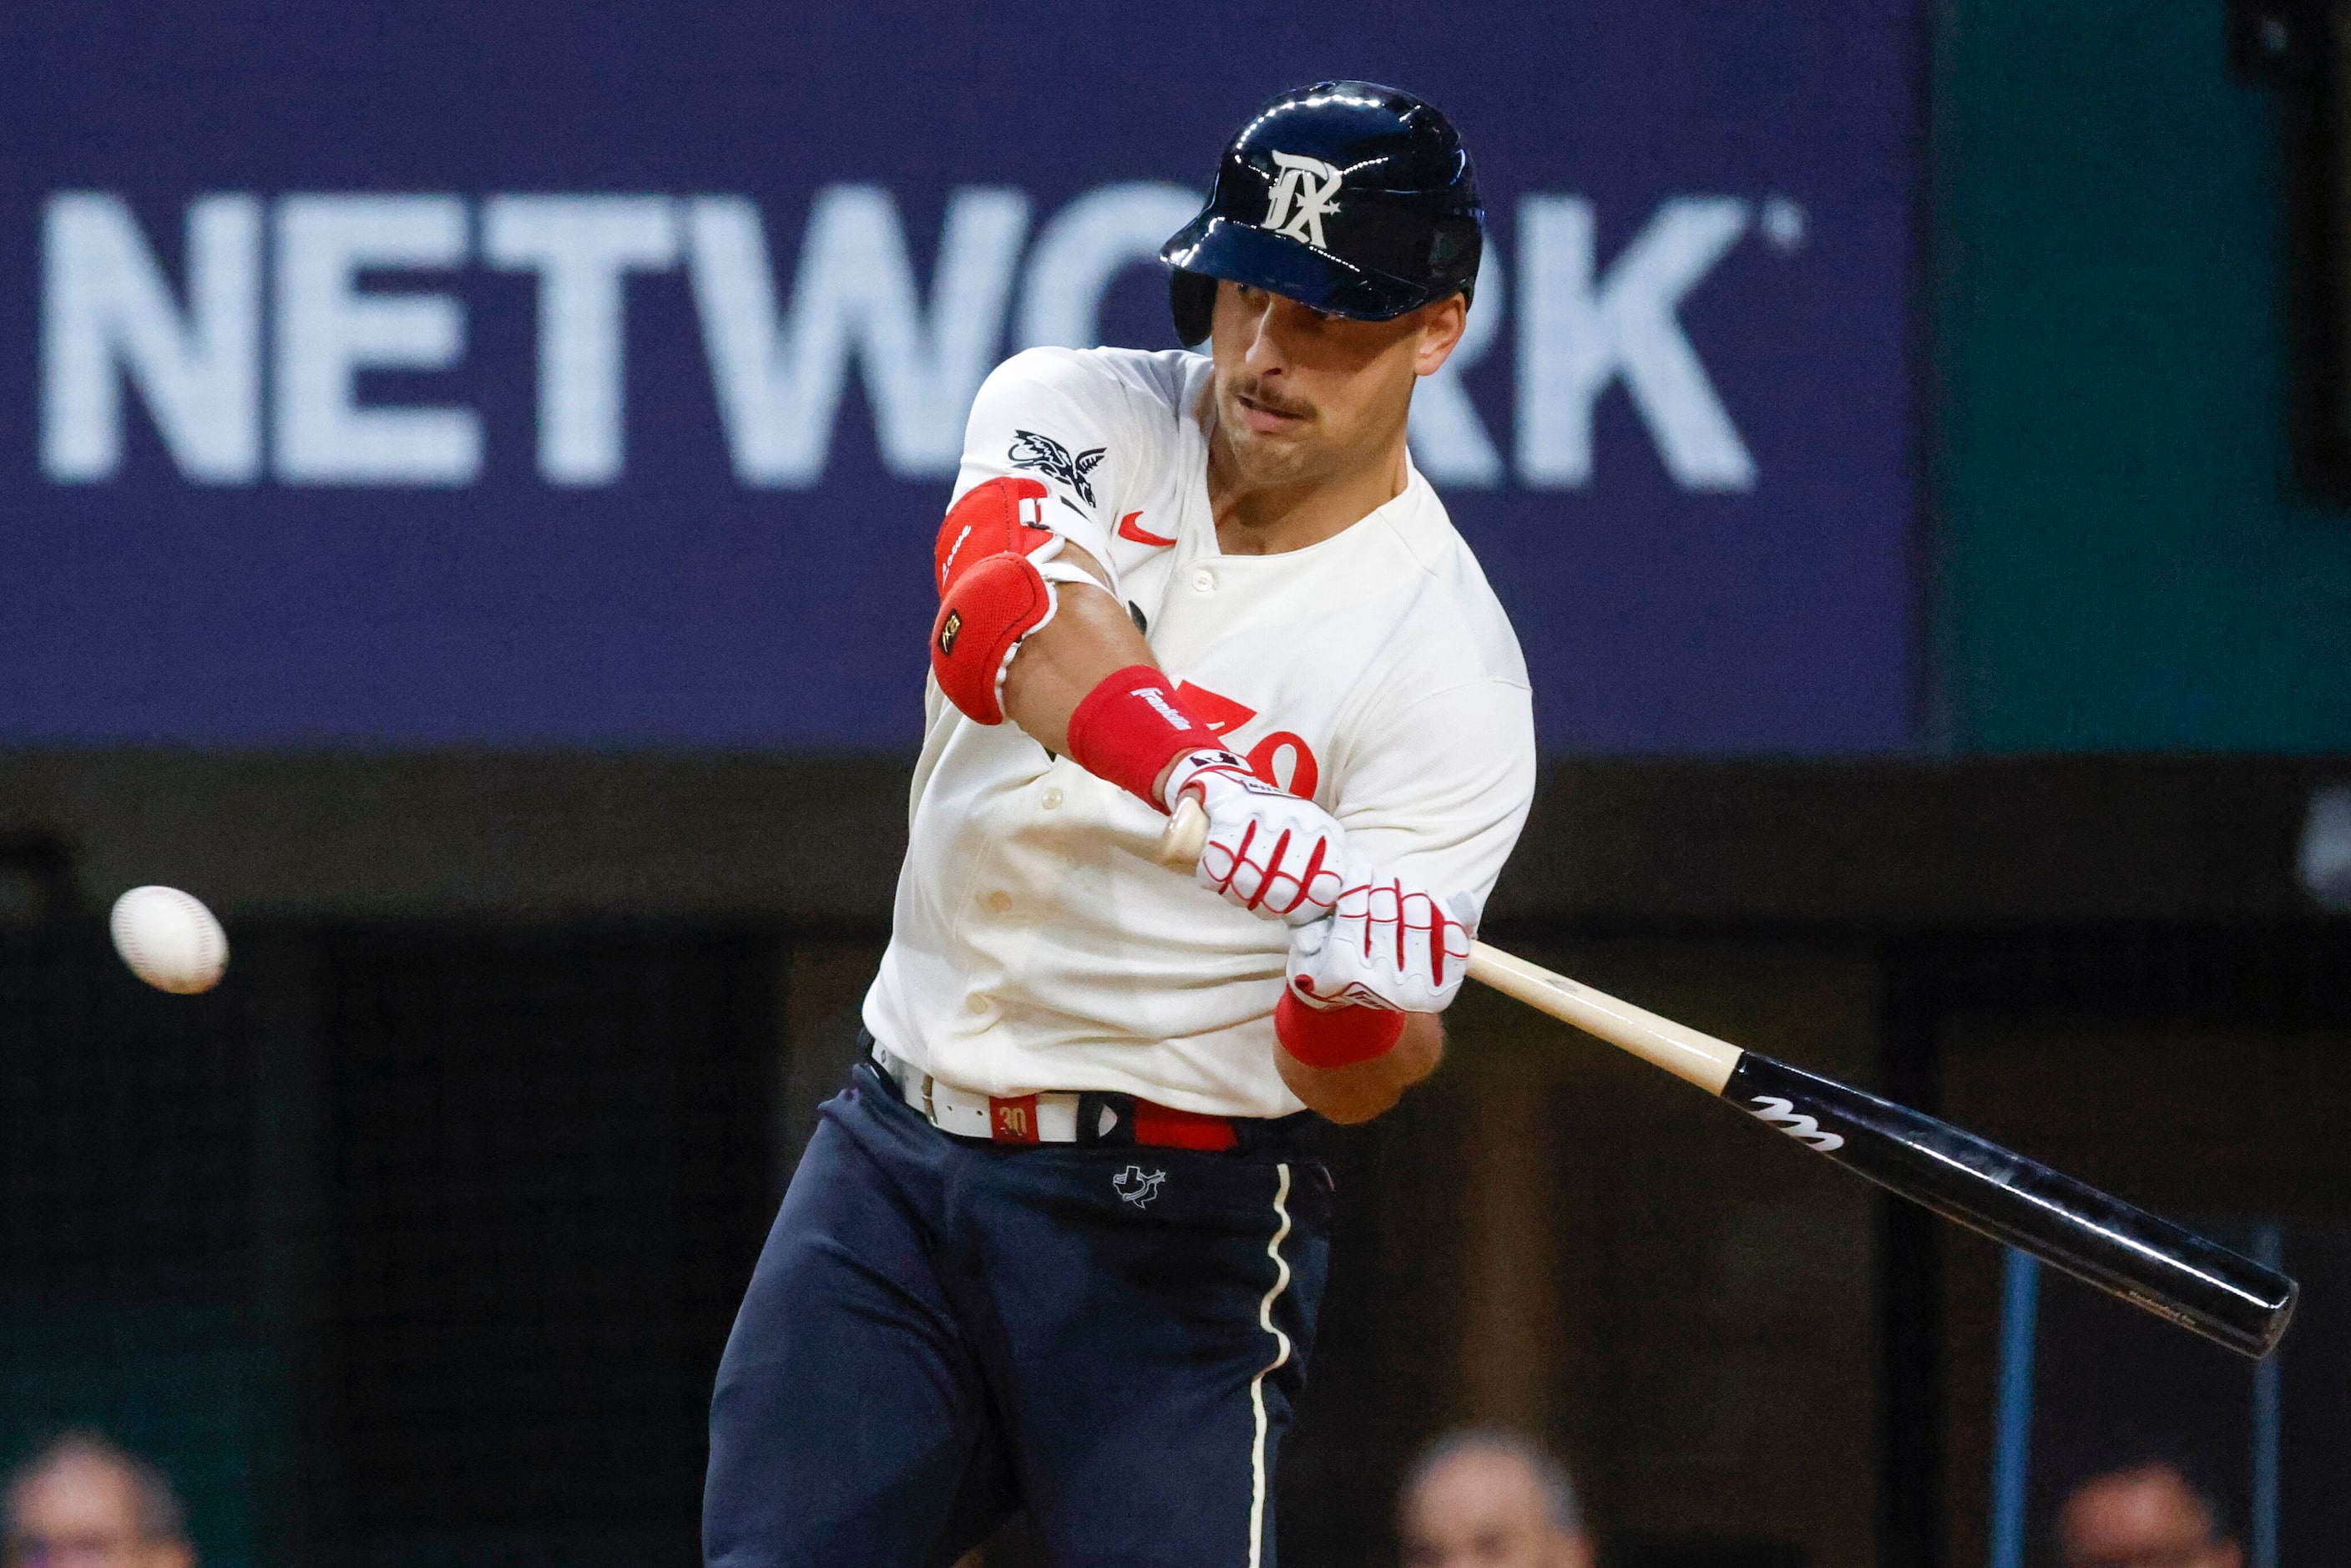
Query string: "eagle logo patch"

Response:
xmin=1009 ymin=430 xmax=1106 ymax=508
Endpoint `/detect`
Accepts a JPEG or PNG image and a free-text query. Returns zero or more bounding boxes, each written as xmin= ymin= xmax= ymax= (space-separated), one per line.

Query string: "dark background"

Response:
xmin=9 ymin=759 xmax=2351 ymax=1568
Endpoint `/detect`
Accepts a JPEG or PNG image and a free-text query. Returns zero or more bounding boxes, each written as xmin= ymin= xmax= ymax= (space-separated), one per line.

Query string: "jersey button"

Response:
xmin=1041 ymin=787 xmax=1064 ymax=810
xmin=965 ymin=994 xmax=990 ymax=1015
xmin=985 ymin=890 xmax=1014 ymax=914
xmin=1191 ymin=568 xmax=1216 ymax=594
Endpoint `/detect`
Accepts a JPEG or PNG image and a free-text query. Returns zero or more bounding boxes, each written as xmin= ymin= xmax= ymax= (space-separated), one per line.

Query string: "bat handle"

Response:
xmin=1155 ymin=795 xmax=1210 ymax=870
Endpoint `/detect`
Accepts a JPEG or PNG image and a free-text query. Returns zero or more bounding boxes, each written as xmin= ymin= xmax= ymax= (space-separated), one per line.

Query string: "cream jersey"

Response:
xmin=862 ymin=346 xmax=1537 ymax=1118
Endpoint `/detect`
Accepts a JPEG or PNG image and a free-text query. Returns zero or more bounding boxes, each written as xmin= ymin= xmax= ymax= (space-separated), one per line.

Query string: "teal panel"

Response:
xmin=1940 ymin=0 xmax=2351 ymax=751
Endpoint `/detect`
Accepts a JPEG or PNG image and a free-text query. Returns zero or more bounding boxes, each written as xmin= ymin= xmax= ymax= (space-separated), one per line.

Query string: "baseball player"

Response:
xmin=705 ymin=81 xmax=1536 ymax=1568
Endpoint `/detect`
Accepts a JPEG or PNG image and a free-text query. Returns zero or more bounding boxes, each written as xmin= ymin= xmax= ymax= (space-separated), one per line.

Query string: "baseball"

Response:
xmin=108 ymin=885 xmax=230 ymax=994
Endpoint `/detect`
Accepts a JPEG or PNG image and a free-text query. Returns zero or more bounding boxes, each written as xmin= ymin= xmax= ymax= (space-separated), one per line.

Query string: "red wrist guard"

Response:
xmin=1275 ymin=989 xmax=1407 ymax=1070
xmin=1064 ymin=665 xmax=1216 ymax=810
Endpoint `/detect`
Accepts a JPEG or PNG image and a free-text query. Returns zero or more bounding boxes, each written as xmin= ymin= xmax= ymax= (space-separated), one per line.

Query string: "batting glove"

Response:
xmin=1163 ymin=749 xmax=1345 ymax=924
xmin=1286 ymin=865 xmax=1474 ymax=1014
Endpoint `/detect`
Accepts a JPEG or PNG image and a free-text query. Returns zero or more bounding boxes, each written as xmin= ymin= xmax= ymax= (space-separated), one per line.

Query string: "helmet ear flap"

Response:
xmin=1169 ymin=271 xmax=1217 ymax=348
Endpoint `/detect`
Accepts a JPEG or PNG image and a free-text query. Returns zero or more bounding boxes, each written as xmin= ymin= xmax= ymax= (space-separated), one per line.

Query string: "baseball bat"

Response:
xmin=1156 ymin=799 xmax=2298 ymax=1358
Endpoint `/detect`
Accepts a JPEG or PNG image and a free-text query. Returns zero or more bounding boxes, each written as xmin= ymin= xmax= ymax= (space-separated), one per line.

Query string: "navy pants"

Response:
xmin=704 ymin=1057 xmax=1333 ymax=1568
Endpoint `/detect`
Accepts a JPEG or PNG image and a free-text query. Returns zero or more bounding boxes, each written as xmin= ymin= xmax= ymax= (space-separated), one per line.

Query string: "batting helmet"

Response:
xmin=1160 ymin=81 xmax=1484 ymax=348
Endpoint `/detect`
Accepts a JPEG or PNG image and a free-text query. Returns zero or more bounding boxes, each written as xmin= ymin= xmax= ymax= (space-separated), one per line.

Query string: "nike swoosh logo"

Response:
xmin=1117 ymin=511 xmax=1176 ymax=548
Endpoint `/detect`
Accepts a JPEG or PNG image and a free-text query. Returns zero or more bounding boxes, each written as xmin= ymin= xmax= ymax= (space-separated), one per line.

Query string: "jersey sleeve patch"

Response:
xmin=952 ymin=349 xmax=1134 ymax=589
xmin=1009 ymin=429 xmax=1107 ymax=506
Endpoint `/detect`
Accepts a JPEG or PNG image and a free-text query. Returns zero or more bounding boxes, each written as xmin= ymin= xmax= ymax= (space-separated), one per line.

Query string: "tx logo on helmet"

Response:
xmin=1263 ymin=151 xmax=1342 ymax=249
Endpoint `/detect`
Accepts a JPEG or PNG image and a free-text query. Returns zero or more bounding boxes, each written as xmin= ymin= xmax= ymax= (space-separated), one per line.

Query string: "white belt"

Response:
xmin=872 ymin=1043 xmax=1115 ymax=1144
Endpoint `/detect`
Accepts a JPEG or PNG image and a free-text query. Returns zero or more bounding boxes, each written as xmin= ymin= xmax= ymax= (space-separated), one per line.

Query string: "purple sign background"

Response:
xmin=0 ymin=1 xmax=1915 ymax=752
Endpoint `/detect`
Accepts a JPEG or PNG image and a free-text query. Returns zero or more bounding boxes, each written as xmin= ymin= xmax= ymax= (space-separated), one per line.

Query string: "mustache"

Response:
xmin=1229 ymin=377 xmax=1312 ymax=420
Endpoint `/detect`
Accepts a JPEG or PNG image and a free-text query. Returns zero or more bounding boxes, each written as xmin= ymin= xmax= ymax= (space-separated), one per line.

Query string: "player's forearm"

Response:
xmin=1276 ymin=1011 xmax=1443 ymax=1124
xmin=999 ymin=565 xmax=1156 ymax=758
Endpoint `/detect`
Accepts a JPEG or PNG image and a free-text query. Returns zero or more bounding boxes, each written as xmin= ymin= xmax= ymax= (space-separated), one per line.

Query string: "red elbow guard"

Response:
xmin=937 ymin=476 xmax=1055 ymax=596
xmin=1275 ymin=990 xmax=1408 ymax=1070
xmin=1064 ymin=665 xmax=1219 ymax=809
xmin=932 ymin=552 xmax=1056 ymax=725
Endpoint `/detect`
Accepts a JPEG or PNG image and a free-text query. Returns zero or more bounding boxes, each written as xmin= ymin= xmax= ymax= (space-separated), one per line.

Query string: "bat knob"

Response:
xmin=1155 ymin=796 xmax=1209 ymax=870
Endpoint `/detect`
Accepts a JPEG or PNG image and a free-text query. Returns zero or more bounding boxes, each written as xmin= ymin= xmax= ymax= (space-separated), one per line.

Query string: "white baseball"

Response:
xmin=109 ymin=885 xmax=229 ymax=994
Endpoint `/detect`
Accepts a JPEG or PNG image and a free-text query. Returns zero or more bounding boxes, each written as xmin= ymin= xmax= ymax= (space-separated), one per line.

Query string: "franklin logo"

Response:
xmin=1264 ymin=151 xmax=1343 ymax=249
xmin=1112 ymin=1165 xmax=1166 ymax=1207
xmin=1009 ymin=430 xmax=1106 ymax=507
xmin=938 ymin=524 xmax=974 ymax=586
xmin=1134 ymin=687 xmax=1193 ymax=731
xmin=937 ymin=609 xmax=962 ymax=655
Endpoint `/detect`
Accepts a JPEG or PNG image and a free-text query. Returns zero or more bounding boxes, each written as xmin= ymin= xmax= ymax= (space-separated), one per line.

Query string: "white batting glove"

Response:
xmin=1286 ymin=865 xmax=1474 ymax=1013
xmin=1162 ymin=749 xmax=1345 ymax=924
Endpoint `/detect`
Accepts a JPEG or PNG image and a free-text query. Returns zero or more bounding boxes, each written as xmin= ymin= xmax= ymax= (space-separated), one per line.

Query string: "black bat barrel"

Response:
xmin=1721 ymin=1053 xmax=2298 ymax=1359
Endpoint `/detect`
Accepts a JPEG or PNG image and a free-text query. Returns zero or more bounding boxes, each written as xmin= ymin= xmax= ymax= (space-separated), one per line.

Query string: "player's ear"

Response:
xmin=1410 ymin=294 xmax=1469 ymax=378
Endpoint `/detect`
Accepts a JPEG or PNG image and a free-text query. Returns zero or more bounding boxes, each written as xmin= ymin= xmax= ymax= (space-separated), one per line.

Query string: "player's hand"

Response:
xmin=1161 ymin=749 xmax=1345 ymax=923
xmin=1286 ymin=866 xmax=1474 ymax=1014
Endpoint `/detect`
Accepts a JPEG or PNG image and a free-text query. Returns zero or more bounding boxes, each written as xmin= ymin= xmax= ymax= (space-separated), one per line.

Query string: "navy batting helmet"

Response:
xmin=1160 ymin=81 xmax=1484 ymax=348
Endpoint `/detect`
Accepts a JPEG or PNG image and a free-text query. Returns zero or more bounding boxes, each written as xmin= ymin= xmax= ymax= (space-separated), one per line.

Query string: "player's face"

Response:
xmin=1206 ymin=281 xmax=1467 ymax=488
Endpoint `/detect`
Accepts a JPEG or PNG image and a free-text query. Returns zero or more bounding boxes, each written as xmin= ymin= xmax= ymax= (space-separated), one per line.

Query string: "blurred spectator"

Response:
xmin=3 ymin=1434 xmax=194 ymax=1568
xmin=1398 ymin=1428 xmax=1594 ymax=1568
xmin=2056 ymin=1455 xmax=2240 ymax=1568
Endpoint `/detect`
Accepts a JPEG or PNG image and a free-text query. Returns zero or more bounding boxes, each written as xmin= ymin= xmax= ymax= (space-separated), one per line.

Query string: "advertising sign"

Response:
xmin=0 ymin=2 xmax=1916 ymax=751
